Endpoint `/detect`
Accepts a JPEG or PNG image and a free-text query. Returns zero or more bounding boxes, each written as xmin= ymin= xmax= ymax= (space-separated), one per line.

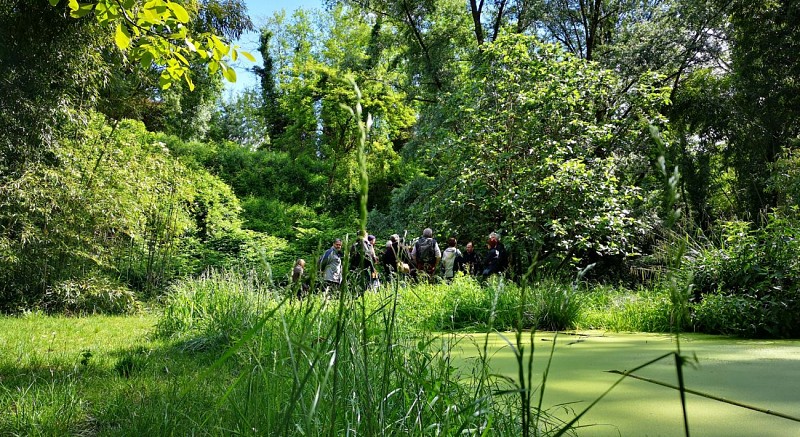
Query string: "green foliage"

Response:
xmin=688 ymin=217 xmax=800 ymax=297
xmin=114 ymin=345 xmax=150 ymax=378
xmin=45 ymin=276 xmax=140 ymax=315
xmin=725 ymin=0 xmax=800 ymax=219
xmin=207 ymin=89 xmax=270 ymax=148
xmin=770 ymin=149 xmax=800 ymax=216
xmin=259 ymin=6 xmax=415 ymax=213
xmin=0 ymin=0 xmax=108 ymax=175
xmin=156 ymin=268 xmax=276 ymax=350
xmin=692 ymin=292 xmax=763 ymax=338
xmin=0 ymin=113 xmax=268 ymax=310
xmin=152 ymin=273 xmax=580 ymax=435
xmin=52 ymin=0 xmax=255 ymax=91
xmin=531 ymin=279 xmax=584 ymax=332
xmin=399 ymin=34 xmax=667 ymax=269
xmin=686 ymin=214 xmax=800 ymax=338
xmin=578 ymin=285 xmax=677 ymax=332
xmin=692 ymin=288 xmax=799 ymax=338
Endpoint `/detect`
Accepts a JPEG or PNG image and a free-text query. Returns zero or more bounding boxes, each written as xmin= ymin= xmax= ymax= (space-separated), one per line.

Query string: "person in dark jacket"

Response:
xmin=382 ymin=234 xmax=399 ymax=278
xmin=350 ymin=231 xmax=377 ymax=293
xmin=461 ymin=241 xmax=482 ymax=276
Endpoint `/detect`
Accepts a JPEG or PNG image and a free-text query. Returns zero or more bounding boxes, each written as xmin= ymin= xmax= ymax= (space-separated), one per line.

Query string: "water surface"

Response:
xmin=453 ymin=331 xmax=800 ymax=436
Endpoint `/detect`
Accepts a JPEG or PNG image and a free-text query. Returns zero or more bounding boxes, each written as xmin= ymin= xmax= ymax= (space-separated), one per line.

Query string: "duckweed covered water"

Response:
xmin=455 ymin=332 xmax=800 ymax=436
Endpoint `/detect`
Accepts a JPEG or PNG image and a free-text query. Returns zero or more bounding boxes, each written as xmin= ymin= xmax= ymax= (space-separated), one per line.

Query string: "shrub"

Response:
xmin=693 ymin=290 xmax=800 ymax=338
xmin=44 ymin=277 xmax=140 ymax=315
xmin=684 ymin=214 xmax=800 ymax=337
xmin=531 ymin=279 xmax=583 ymax=331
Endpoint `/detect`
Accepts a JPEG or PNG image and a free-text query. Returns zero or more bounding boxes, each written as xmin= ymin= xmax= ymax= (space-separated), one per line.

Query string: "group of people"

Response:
xmin=293 ymin=228 xmax=507 ymax=296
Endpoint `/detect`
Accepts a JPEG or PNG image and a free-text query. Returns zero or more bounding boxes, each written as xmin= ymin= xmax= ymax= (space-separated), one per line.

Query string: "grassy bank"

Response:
xmin=1 ymin=275 xmax=575 ymax=435
xmin=3 ymin=270 xmax=793 ymax=435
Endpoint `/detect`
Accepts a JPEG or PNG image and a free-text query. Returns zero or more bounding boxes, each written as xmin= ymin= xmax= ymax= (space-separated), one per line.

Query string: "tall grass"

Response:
xmin=577 ymin=284 xmax=676 ymax=332
xmin=147 ymin=269 xmax=577 ymax=435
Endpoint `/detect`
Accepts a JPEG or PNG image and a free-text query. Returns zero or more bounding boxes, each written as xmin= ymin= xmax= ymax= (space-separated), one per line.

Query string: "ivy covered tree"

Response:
xmin=255 ymin=5 xmax=416 ymax=214
xmin=725 ymin=0 xmax=800 ymax=220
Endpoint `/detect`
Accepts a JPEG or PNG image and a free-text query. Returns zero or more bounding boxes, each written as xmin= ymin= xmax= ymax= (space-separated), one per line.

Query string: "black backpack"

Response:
xmin=416 ymin=237 xmax=436 ymax=265
xmin=350 ymin=239 xmax=369 ymax=270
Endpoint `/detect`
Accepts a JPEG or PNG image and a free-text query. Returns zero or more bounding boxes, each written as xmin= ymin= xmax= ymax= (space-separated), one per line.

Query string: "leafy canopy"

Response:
xmin=50 ymin=0 xmax=255 ymax=90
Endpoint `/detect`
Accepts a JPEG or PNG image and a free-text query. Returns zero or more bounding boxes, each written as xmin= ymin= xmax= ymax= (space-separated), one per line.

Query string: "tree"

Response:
xmin=252 ymin=30 xmax=289 ymax=142
xmin=92 ymin=0 xmax=254 ymax=140
xmin=397 ymin=34 xmax=669 ymax=268
xmin=50 ymin=0 xmax=255 ymax=90
xmin=0 ymin=114 xmax=248 ymax=308
xmin=725 ymin=0 xmax=800 ymax=219
xmin=0 ymin=0 xmax=110 ymax=177
xmin=256 ymin=5 xmax=416 ymax=212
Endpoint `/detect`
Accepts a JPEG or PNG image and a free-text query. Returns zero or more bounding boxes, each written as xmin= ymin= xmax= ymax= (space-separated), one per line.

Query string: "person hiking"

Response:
xmin=482 ymin=232 xmax=507 ymax=277
xmin=490 ymin=232 xmax=508 ymax=272
xmin=440 ymin=237 xmax=463 ymax=282
xmin=382 ymin=234 xmax=400 ymax=278
xmin=349 ymin=232 xmax=376 ymax=294
xmin=411 ymin=228 xmax=441 ymax=279
xmin=319 ymin=239 xmax=343 ymax=294
xmin=367 ymin=234 xmax=380 ymax=289
xmin=292 ymin=258 xmax=309 ymax=298
xmin=461 ymin=241 xmax=482 ymax=276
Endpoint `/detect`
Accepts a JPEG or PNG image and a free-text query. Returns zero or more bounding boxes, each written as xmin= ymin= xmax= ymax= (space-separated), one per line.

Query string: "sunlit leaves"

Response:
xmin=115 ymin=23 xmax=131 ymax=50
xmin=166 ymin=2 xmax=190 ymax=23
xmin=426 ymin=34 xmax=668 ymax=262
xmin=54 ymin=0 xmax=254 ymax=90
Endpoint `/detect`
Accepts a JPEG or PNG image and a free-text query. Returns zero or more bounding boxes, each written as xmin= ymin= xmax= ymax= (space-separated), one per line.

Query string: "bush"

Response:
xmin=531 ymin=279 xmax=583 ymax=331
xmin=684 ymin=214 xmax=800 ymax=337
xmin=44 ymin=277 xmax=140 ymax=315
xmin=693 ymin=290 xmax=800 ymax=338
xmin=385 ymin=275 xmax=584 ymax=332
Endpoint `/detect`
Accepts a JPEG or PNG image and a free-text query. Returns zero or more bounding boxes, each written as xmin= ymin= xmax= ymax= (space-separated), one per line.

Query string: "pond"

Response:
xmin=453 ymin=331 xmax=800 ymax=436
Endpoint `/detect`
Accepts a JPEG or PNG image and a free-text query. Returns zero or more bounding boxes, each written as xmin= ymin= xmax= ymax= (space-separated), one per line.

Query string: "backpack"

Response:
xmin=350 ymin=239 xmax=369 ymax=270
xmin=416 ymin=237 xmax=436 ymax=265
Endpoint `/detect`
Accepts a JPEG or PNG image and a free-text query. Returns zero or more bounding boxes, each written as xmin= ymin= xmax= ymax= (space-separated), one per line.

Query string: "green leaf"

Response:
xmin=48 ymin=0 xmax=60 ymax=6
xmin=139 ymin=51 xmax=154 ymax=69
xmin=167 ymin=2 xmax=190 ymax=23
xmin=68 ymin=0 xmax=79 ymax=11
xmin=240 ymin=50 xmax=256 ymax=62
xmin=210 ymin=35 xmax=228 ymax=56
xmin=174 ymin=52 xmax=189 ymax=66
xmin=70 ymin=3 xmax=94 ymax=18
xmin=222 ymin=65 xmax=237 ymax=83
xmin=115 ymin=24 xmax=131 ymax=50
xmin=159 ymin=72 xmax=172 ymax=90
xmin=184 ymin=73 xmax=195 ymax=92
xmin=184 ymin=38 xmax=197 ymax=52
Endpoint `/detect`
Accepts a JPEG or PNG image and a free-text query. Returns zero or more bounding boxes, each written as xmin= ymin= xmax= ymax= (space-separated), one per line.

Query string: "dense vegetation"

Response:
xmin=2 ymin=0 xmax=800 ymax=337
xmin=3 ymin=2 xmax=800 ymax=434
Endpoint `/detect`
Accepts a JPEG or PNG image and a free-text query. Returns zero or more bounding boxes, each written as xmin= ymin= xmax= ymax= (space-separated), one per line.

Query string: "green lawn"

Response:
xmin=0 ymin=313 xmax=232 ymax=436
